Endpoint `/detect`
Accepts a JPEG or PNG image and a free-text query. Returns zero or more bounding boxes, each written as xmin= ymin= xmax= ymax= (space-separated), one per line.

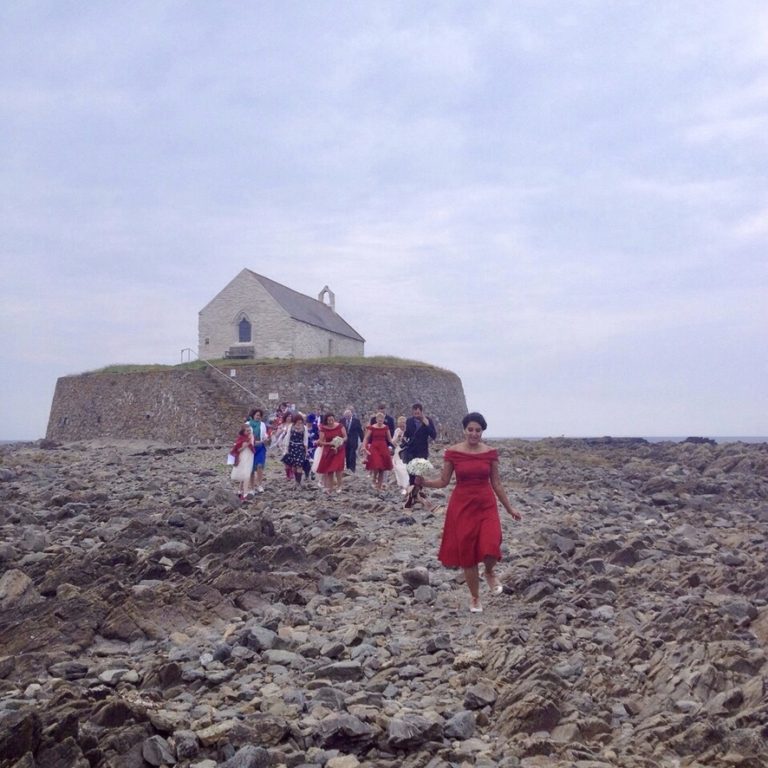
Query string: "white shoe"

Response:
xmin=257 ymin=485 xmax=264 ymax=493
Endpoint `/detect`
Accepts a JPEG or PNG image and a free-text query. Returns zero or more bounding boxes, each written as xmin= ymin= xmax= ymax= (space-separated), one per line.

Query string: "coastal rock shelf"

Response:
xmin=0 ymin=437 xmax=766 ymax=767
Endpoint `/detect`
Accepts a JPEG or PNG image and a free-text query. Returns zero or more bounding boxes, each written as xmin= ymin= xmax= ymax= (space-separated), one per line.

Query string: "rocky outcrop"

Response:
xmin=0 ymin=437 xmax=766 ymax=767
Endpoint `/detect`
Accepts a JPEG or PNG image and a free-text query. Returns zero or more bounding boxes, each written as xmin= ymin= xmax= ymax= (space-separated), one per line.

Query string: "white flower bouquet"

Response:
xmin=405 ymin=458 xmax=433 ymax=476
xmin=330 ymin=436 xmax=344 ymax=451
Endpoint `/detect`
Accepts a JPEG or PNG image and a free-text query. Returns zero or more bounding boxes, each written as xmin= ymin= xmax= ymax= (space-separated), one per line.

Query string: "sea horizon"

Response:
xmin=2 ymin=435 xmax=767 ymax=445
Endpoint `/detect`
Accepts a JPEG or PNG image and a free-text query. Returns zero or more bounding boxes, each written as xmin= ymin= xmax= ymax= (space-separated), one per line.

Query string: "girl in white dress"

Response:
xmin=229 ymin=424 xmax=255 ymax=500
xmin=391 ymin=415 xmax=410 ymax=494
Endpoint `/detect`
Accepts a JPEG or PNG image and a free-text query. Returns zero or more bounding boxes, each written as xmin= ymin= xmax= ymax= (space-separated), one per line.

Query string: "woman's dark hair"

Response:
xmin=238 ymin=426 xmax=250 ymax=437
xmin=249 ymin=408 xmax=263 ymax=419
xmin=462 ymin=412 xmax=487 ymax=430
xmin=324 ymin=412 xmax=335 ymax=424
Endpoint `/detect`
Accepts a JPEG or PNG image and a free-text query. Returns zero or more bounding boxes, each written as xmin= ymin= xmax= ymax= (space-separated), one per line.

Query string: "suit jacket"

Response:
xmin=403 ymin=415 xmax=436 ymax=460
xmin=344 ymin=416 xmax=365 ymax=448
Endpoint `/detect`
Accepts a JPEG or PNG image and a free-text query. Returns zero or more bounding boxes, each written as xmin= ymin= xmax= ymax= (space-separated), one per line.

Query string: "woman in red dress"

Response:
xmin=363 ymin=411 xmax=394 ymax=490
xmin=315 ymin=412 xmax=348 ymax=493
xmin=419 ymin=411 xmax=521 ymax=613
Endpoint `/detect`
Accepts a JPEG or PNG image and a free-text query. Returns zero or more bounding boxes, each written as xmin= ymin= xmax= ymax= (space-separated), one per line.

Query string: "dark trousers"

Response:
xmin=346 ymin=443 xmax=359 ymax=472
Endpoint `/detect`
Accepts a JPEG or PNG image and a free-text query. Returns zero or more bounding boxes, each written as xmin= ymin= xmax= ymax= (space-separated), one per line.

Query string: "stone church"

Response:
xmin=198 ymin=269 xmax=365 ymax=361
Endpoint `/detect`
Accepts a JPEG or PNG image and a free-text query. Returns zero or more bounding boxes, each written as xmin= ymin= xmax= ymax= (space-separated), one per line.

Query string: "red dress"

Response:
xmin=365 ymin=425 xmax=393 ymax=471
xmin=316 ymin=423 xmax=346 ymax=474
xmin=438 ymin=449 xmax=502 ymax=568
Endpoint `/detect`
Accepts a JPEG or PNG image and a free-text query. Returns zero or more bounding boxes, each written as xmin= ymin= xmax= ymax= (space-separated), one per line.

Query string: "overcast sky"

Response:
xmin=2 ymin=2 xmax=767 ymax=440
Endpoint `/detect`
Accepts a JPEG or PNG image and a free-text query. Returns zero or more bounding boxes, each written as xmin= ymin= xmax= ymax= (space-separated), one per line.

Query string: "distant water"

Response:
xmin=495 ymin=436 xmax=768 ymax=444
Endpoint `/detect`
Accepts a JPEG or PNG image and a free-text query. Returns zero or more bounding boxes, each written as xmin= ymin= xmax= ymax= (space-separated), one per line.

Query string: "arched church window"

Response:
xmin=238 ymin=316 xmax=252 ymax=343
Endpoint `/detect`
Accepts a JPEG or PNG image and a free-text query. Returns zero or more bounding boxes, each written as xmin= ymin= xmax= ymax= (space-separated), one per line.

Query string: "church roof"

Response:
xmin=246 ymin=270 xmax=365 ymax=342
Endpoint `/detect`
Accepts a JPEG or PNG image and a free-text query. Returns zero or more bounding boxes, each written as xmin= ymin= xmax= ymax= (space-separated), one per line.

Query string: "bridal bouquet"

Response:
xmin=330 ymin=436 xmax=344 ymax=451
xmin=403 ymin=458 xmax=434 ymax=509
xmin=405 ymin=458 xmax=433 ymax=476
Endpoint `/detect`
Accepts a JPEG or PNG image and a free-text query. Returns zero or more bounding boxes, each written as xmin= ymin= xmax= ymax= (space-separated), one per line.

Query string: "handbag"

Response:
xmin=226 ymin=453 xmax=236 ymax=465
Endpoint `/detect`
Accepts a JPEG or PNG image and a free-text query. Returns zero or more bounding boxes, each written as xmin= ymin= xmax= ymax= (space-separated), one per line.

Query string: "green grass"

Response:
xmin=87 ymin=355 xmax=447 ymax=375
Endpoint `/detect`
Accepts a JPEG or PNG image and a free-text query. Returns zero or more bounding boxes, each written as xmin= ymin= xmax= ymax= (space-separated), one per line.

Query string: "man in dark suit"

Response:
xmin=402 ymin=402 xmax=437 ymax=509
xmin=342 ymin=408 xmax=365 ymax=472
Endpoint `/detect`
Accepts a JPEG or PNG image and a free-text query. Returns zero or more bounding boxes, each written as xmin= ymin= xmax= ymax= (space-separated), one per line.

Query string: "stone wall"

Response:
xmin=46 ymin=361 xmax=468 ymax=444
xmin=292 ymin=322 xmax=362 ymax=359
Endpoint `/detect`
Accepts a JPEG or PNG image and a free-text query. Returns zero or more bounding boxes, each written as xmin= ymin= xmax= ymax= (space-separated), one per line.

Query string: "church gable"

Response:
xmin=198 ymin=269 xmax=364 ymax=361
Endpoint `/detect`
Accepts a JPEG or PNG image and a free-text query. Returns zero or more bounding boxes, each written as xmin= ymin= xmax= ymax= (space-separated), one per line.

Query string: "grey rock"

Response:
xmin=312 ymin=661 xmax=363 ymax=681
xmin=241 ymin=625 xmax=278 ymax=651
xmin=464 ymin=681 xmax=497 ymax=710
xmin=173 ymin=729 xmax=200 ymax=760
xmin=219 ymin=745 xmax=270 ymax=768
xmin=402 ymin=566 xmax=430 ymax=587
xmin=317 ymin=714 xmax=377 ymax=748
xmin=142 ymin=735 xmax=176 ymax=766
xmin=444 ymin=710 xmax=475 ymax=740
xmin=386 ymin=715 xmax=442 ymax=749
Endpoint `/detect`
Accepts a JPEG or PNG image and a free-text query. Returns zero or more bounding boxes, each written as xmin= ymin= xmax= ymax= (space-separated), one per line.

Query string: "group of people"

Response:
xmin=229 ymin=402 xmax=439 ymax=498
xmin=229 ymin=402 xmax=523 ymax=614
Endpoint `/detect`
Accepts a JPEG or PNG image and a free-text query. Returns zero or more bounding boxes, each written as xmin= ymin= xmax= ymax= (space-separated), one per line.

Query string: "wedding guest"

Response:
xmin=369 ymin=402 xmax=395 ymax=435
xmin=315 ymin=412 xmax=347 ymax=493
xmin=418 ymin=411 xmax=521 ymax=614
xmin=342 ymin=408 xmax=365 ymax=472
xmin=391 ymin=415 xmax=410 ymax=494
xmin=402 ymin=402 xmax=437 ymax=508
xmin=229 ymin=424 xmax=255 ymax=501
xmin=363 ymin=411 xmax=394 ymax=491
xmin=246 ymin=407 xmax=268 ymax=494
xmin=281 ymin=413 xmax=310 ymax=486
xmin=273 ymin=412 xmax=295 ymax=480
xmin=306 ymin=413 xmax=320 ymax=481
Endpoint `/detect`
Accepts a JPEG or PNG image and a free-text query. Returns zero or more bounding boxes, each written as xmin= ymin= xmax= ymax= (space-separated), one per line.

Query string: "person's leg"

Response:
xmin=346 ymin=444 xmax=356 ymax=473
xmin=334 ymin=470 xmax=343 ymax=491
xmin=464 ymin=566 xmax=482 ymax=611
xmin=483 ymin=556 xmax=501 ymax=591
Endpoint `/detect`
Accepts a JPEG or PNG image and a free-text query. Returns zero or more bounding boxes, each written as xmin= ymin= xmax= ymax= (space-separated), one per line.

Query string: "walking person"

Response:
xmin=229 ymin=423 xmax=255 ymax=501
xmin=281 ymin=413 xmax=310 ymax=486
xmin=418 ymin=412 xmax=521 ymax=614
xmin=315 ymin=412 xmax=348 ymax=493
xmin=369 ymin=402 xmax=395 ymax=435
xmin=342 ymin=408 xmax=365 ymax=473
xmin=402 ymin=402 xmax=437 ymax=508
xmin=363 ymin=411 xmax=394 ymax=491
xmin=306 ymin=413 xmax=320 ymax=482
xmin=246 ymin=408 xmax=268 ymax=494
xmin=273 ymin=412 xmax=295 ymax=480
xmin=391 ymin=415 xmax=410 ymax=494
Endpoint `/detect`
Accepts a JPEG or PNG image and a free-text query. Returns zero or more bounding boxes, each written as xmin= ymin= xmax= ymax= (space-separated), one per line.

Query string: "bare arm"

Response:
xmin=490 ymin=460 xmax=521 ymax=520
xmin=421 ymin=459 xmax=454 ymax=489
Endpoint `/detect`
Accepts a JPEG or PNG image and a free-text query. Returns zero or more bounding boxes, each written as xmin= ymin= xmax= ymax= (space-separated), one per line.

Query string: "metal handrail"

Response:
xmin=181 ymin=348 xmax=260 ymax=401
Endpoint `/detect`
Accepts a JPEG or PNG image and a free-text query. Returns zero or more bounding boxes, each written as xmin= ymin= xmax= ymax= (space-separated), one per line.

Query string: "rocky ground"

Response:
xmin=0 ymin=437 xmax=767 ymax=768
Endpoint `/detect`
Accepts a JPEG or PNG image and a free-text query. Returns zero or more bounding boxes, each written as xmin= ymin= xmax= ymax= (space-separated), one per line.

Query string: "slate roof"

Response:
xmin=247 ymin=270 xmax=365 ymax=342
